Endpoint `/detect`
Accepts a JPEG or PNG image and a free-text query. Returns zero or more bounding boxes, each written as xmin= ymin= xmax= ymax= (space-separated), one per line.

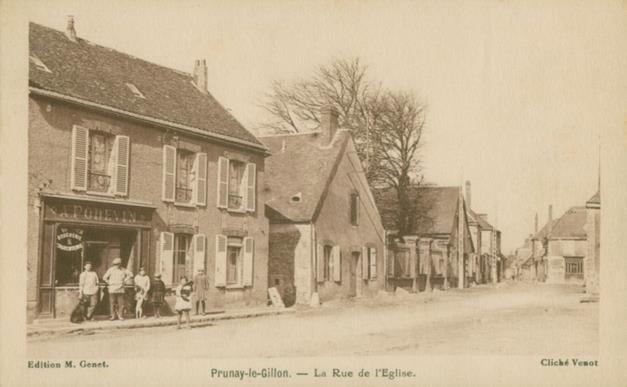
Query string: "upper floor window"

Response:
xmin=217 ymin=157 xmax=256 ymax=213
xmin=162 ymin=145 xmax=207 ymax=206
xmin=350 ymin=193 xmax=359 ymax=225
xmin=71 ymin=125 xmax=129 ymax=196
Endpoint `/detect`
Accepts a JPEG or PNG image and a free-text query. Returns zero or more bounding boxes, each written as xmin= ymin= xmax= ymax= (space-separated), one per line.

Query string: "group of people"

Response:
xmin=77 ymin=258 xmax=210 ymax=328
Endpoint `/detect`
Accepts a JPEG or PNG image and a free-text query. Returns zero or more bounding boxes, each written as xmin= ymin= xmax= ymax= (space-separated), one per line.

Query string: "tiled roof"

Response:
xmin=261 ymin=131 xmax=350 ymax=222
xmin=532 ymin=219 xmax=558 ymax=241
xmin=374 ymin=185 xmax=460 ymax=235
xmin=468 ymin=208 xmax=494 ymax=231
xmin=548 ymin=207 xmax=587 ymax=239
xmin=29 ymin=22 xmax=264 ymax=149
xmin=586 ymin=190 xmax=600 ymax=205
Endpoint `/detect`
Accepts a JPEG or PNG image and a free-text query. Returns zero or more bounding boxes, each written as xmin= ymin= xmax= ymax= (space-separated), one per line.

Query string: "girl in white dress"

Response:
xmin=175 ymin=276 xmax=192 ymax=329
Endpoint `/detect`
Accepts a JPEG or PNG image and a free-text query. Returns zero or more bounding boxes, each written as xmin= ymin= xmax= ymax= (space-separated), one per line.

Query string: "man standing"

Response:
xmin=103 ymin=258 xmax=131 ymax=321
xmin=192 ymin=269 xmax=209 ymax=315
xmin=78 ymin=261 xmax=99 ymax=321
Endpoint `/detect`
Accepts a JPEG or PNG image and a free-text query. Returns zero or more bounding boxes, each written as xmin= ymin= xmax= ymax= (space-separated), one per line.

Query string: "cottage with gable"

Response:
xmin=545 ymin=207 xmax=587 ymax=284
xmin=262 ymin=107 xmax=387 ymax=306
xmin=28 ymin=18 xmax=269 ymax=321
xmin=375 ymin=185 xmax=474 ymax=292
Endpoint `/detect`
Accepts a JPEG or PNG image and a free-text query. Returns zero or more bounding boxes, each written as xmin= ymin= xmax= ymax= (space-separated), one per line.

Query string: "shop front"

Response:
xmin=37 ymin=194 xmax=155 ymax=319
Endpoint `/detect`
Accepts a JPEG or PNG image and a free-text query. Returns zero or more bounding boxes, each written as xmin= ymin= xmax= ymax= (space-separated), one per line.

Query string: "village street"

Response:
xmin=27 ymin=282 xmax=597 ymax=358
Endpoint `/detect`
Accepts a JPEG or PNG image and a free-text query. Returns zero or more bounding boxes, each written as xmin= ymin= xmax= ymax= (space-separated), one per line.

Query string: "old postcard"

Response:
xmin=1 ymin=0 xmax=626 ymax=386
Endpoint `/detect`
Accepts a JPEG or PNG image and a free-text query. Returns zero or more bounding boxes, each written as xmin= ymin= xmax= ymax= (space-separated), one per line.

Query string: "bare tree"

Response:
xmin=259 ymin=58 xmax=427 ymax=235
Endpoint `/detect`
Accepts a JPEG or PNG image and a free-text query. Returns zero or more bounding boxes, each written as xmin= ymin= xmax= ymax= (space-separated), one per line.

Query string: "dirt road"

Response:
xmin=27 ymin=282 xmax=598 ymax=357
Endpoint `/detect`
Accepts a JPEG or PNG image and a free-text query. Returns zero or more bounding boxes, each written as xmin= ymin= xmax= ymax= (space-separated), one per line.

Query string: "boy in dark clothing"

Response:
xmin=150 ymin=273 xmax=166 ymax=318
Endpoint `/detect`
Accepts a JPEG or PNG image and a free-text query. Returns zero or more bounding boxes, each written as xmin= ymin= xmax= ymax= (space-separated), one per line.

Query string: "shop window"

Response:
xmin=71 ymin=126 xmax=130 ymax=196
xmin=350 ymin=193 xmax=359 ymax=225
xmin=216 ymin=157 xmax=256 ymax=212
xmin=565 ymin=256 xmax=583 ymax=275
xmin=162 ymin=145 xmax=207 ymax=206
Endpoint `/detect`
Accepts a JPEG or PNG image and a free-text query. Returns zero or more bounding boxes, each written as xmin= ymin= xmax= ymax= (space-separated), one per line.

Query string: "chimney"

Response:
xmin=548 ymin=204 xmax=553 ymax=222
xmin=534 ymin=213 xmax=538 ymax=233
xmin=319 ymin=106 xmax=339 ymax=145
xmin=465 ymin=180 xmax=471 ymax=208
xmin=193 ymin=59 xmax=208 ymax=93
xmin=65 ymin=15 xmax=77 ymax=42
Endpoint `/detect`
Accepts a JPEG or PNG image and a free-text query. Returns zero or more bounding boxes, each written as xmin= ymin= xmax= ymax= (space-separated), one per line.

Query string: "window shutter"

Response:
xmin=217 ymin=157 xmax=229 ymax=209
xmin=316 ymin=243 xmax=324 ymax=282
xmin=243 ymin=237 xmax=254 ymax=286
xmin=114 ymin=135 xmax=130 ymax=196
xmin=214 ymin=234 xmax=227 ymax=287
xmin=362 ymin=247 xmax=369 ymax=279
xmin=192 ymin=234 xmax=206 ymax=273
xmin=71 ymin=125 xmax=89 ymax=191
xmin=245 ymin=163 xmax=256 ymax=212
xmin=194 ymin=153 xmax=207 ymax=206
xmin=162 ymin=145 xmax=176 ymax=202
xmin=160 ymin=232 xmax=174 ymax=286
xmin=332 ymin=246 xmax=342 ymax=282
xmin=369 ymin=247 xmax=377 ymax=279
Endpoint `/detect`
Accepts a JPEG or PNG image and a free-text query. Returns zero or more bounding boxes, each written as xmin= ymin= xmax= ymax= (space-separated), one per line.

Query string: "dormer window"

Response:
xmin=29 ymin=55 xmax=51 ymax=73
xmin=125 ymin=82 xmax=145 ymax=99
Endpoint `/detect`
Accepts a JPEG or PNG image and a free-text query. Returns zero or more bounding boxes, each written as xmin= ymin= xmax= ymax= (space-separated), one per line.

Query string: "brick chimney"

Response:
xmin=465 ymin=180 xmax=471 ymax=208
xmin=319 ymin=106 xmax=339 ymax=145
xmin=548 ymin=204 xmax=553 ymax=222
xmin=65 ymin=15 xmax=77 ymax=42
xmin=193 ymin=59 xmax=208 ymax=93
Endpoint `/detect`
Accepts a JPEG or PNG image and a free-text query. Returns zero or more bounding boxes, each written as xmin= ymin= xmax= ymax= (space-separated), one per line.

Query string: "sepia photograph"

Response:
xmin=1 ymin=0 xmax=626 ymax=386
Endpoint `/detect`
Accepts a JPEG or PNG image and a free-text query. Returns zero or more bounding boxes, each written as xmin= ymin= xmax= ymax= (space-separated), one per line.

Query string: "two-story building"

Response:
xmin=262 ymin=108 xmax=387 ymax=306
xmin=28 ymin=19 xmax=270 ymax=321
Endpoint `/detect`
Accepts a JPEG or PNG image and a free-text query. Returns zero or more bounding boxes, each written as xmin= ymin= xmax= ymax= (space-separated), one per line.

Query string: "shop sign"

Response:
xmin=44 ymin=198 xmax=152 ymax=227
xmin=57 ymin=227 xmax=83 ymax=251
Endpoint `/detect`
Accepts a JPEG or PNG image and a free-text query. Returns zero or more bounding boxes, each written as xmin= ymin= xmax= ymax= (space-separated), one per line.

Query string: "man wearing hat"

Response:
xmin=103 ymin=258 xmax=132 ymax=320
xmin=150 ymin=273 xmax=166 ymax=318
xmin=78 ymin=261 xmax=99 ymax=320
xmin=193 ymin=268 xmax=210 ymax=315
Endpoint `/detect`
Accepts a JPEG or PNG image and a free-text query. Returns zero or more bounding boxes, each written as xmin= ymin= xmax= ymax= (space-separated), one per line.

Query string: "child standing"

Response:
xmin=175 ymin=276 xmax=192 ymax=329
xmin=134 ymin=267 xmax=150 ymax=318
xmin=150 ymin=273 xmax=166 ymax=318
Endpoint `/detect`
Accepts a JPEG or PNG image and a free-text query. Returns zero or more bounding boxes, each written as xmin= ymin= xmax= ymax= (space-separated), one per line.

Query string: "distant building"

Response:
xmin=514 ymin=237 xmax=533 ymax=281
xmin=262 ymin=108 xmax=387 ymax=306
xmin=545 ymin=207 xmax=587 ymax=284
xmin=375 ymin=185 xmax=474 ymax=292
xmin=584 ymin=191 xmax=600 ymax=295
xmin=530 ymin=205 xmax=558 ymax=282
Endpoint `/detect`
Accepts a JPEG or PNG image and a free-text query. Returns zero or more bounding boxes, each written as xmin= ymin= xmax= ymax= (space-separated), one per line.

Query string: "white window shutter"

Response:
xmin=214 ymin=234 xmax=227 ymax=287
xmin=245 ymin=163 xmax=256 ymax=212
xmin=160 ymin=232 xmax=174 ymax=286
xmin=217 ymin=157 xmax=229 ymax=209
xmin=114 ymin=135 xmax=130 ymax=196
xmin=242 ymin=237 xmax=254 ymax=286
xmin=192 ymin=234 xmax=206 ymax=274
xmin=332 ymin=246 xmax=342 ymax=282
xmin=194 ymin=153 xmax=207 ymax=206
xmin=362 ymin=246 xmax=369 ymax=279
xmin=71 ymin=125 xmax=89 ymax=191
xmin=369 ymin=247 xmax=377 ymax=279
xmin=162 ymin=145 xmax=176 ymax=202
xmin=316 ymin=243 xmax=324 ymax=282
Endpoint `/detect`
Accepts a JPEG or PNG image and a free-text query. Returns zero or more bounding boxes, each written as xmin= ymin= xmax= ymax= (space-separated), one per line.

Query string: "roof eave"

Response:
xmin=29 ymin=86 xmax=272 ymax=156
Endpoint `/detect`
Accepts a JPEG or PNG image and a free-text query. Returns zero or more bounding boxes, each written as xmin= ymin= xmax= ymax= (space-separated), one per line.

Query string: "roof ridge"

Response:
xmin=30 ymin=21 xmax=192 ymax=78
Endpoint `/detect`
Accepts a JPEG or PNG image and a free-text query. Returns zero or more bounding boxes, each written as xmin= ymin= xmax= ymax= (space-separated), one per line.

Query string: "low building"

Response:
xmin=545 ymin=207 xmax=587 ymax=284
xmin=530 ymin=207 xmax=557 ymax=283
xmin=514 ymin=237 xmax=533 ymax=281
xmin=28 ymin=20 xmax=270 ymax=321
xmin=376 ymin=185 xmax=474 ymax=292
xmin=584 ymin=190 xmax=600 ymax=295
xmin=262 ymin=108 xmax=387 ymax=306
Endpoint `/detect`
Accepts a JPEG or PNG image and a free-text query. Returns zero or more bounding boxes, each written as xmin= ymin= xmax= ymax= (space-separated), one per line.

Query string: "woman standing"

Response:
xmin=175 ymin=276 xmax=192 ymax=329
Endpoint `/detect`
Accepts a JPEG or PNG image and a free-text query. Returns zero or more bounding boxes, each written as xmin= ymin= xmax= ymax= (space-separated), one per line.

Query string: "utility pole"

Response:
xmin=458 ymin=184 xmax=465 ymax=289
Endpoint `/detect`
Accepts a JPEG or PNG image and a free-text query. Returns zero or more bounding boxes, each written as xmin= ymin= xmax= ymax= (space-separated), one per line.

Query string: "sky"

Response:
xmin=24 ymin=0 xmax=623 ymax=253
